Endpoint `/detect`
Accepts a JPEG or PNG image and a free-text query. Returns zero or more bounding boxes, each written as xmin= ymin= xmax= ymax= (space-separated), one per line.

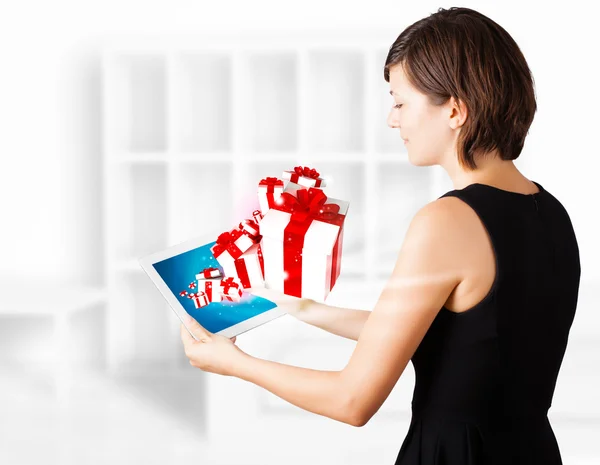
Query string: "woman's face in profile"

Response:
xmin=386 ymin=64 xmax=457 ymax=167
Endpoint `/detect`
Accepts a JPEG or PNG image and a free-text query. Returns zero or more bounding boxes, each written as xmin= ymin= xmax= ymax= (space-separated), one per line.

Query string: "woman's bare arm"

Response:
xmin=287 ymin=300 xmax=371 ymax=341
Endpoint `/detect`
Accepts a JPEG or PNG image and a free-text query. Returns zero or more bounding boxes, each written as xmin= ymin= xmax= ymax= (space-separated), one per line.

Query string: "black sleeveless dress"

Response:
xmin=394 ymin=181 xmax=581 ymax=465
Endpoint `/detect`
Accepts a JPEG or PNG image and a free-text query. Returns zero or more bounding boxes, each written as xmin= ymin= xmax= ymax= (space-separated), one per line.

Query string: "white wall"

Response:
xmin=0 ymin=2 xmax=598 ymax=464
xmin=3 ymin=0 xmax=598 ymax=359
xmin=1 ymin=0 xmax=598 ymax=286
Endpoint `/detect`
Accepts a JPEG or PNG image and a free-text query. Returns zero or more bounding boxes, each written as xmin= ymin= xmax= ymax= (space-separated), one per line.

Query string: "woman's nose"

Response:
xmin=387 ymin=111 xmax=399 ymax=128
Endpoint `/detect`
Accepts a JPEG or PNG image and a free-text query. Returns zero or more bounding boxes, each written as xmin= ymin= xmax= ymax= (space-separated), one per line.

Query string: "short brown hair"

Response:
xmin=384 ymin=7 xmax=537 ymax=170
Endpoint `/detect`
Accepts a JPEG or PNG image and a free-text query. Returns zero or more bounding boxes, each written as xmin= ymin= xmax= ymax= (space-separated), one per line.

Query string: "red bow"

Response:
xmin=259 ymin=176 xmax=283 ymax=186
xmin=293 ymin=166 xmax=320 ymax=180
xmin=277 ymin=187 xmax=340 ymax=223
xmin=220 ymin=276 xmax=240 ymax=293
xmin=200 ymin=267 xmax=220 ymax=278
xmin=216 ymin=230 xmax=234 ymax=244
xmin=211 ymin=229 xmax=244 ymax=259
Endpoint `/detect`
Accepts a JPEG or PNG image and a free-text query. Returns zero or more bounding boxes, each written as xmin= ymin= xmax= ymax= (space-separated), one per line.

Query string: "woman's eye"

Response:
xmin=393 ymin=104 xmax=403 ymax=109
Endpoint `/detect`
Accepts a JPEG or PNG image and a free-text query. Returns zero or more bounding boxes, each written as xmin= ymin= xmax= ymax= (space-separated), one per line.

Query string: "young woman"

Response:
xmin=180 ymin=7 xmax=581 ymax=464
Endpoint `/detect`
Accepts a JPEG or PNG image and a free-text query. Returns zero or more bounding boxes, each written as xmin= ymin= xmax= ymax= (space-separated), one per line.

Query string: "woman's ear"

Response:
xmin=449 ymin=96 xmax=468 ymax=130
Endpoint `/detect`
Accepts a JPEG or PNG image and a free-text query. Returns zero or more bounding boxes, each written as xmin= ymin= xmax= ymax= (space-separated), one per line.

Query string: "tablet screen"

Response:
xmin=152 ymin=240 xmax=277 ymax=333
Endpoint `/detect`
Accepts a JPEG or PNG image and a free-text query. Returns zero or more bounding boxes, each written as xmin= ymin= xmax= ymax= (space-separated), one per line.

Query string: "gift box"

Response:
xmin=259 ymin=182 xmax=349 ymax=302
xmin=210 ymin=228 xmax=257 ymax=263
xmin=233 ymin=241 xmax=265 ymax=289
xmin=282 ymin=166 xmax=327 ymax=189
xmin=219 ymin=276 xmax=244 ymax=302
xmin=237 ymin=218 xmax=260 ymax=240
xmin=197 ymin=266 xmax=221 ymax=279
xmin=189 ymin=291 xmax=210 ymax=309
xmin=252 ymin=209 xmax=264 ymax=224
xmin=212 ymin=221 xmax=265 ymax=290
xmin=257 ymin=176 xmax=284 ymax=213
xmin=196 ymin=267 xmax=224 ymax=303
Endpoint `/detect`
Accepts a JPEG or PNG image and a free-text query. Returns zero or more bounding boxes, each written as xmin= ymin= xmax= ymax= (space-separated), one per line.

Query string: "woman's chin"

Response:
xmin=407 ymin=151 xmax=431 ymax=167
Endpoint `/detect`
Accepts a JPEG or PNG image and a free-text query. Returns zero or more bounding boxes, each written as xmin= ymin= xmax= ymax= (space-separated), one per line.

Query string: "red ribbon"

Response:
xmin=293 ymin=166 xmax=320 ymax=179
xmin=229 ymin=218 xmax=261 ymax=289
xmin=288 ymin=166 xmax=324 ymax=187
xmin=252 ymin=210 xmax=264 ymax=223
xmin=211 ymin=229 xmax=245 ymax=260
xmin=257 ymin=243 xmax=265 ymax=278
xmin=200 ymin=267 xmax=220 ymax=278
xmin=199 ymin=281 xmax=216 ymax=302
xmin=233 ymin=257 xmax=251 ymax=289
xmin=271 ymin=187 xmax=345 ymax=298
xmin=276 ymin=188 xmax=342 ymax=225
xmin=259 ymin=177 xmax=284 ymax=210
xmin=237 ymin=218 xmax=261 ymax=241
xmin=220 ymin=276 xmax=241 ymax=295
xmin=259 ymin=177 xmax=284 ymax=193
xmin=191 ymin=291 xmax=209 ymax=308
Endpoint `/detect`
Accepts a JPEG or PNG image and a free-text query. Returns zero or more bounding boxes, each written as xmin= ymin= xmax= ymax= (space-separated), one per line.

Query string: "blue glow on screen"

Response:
xmin=152 ymin=241 xmax=276 ymax=333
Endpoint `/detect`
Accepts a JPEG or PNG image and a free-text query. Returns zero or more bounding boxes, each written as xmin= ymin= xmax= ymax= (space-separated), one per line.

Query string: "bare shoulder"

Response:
xmin=410 ymin=196 xmax=497 ymax=313
xmin=407 ymin=196 xmax=475 ymax=243
xmin=392 ymin=198 xmax=470 ymax=282
xmin=398 ymin=197 xmax=484 ymax=286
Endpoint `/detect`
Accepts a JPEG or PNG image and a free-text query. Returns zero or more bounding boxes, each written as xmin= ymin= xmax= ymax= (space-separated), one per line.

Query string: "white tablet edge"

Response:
xmin=138 ymin=229 xmax=288 ymax=341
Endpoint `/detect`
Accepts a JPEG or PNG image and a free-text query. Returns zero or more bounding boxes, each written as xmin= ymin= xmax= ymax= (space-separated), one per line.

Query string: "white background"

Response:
xmin=0 ymin=1 xmax=598 ymax=464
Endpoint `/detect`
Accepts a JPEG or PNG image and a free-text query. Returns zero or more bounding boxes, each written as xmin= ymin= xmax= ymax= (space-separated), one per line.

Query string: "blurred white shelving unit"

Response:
xmin=101 ymin=34 xmax=456 ymax=439
xmin=0 ymin=278 xmax=106 ymax=406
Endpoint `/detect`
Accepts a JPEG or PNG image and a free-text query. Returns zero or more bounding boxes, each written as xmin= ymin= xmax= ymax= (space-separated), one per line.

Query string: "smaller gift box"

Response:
xmin=196 ymin=267 xmax=224 ymax=303
xmin=282 ymin=166 xmax=327 ymax=189
xmin=198 ymin=266 xmax=221 ymax=279
xmin=188 ymin=291 xmax=210 ymax=309
xmin=230 ymin=241 xmax=265 ymax=289
xmin=252 ymin=209 xmax=264 ymax=224
xmin=237 ymin=218 xmax=260 ymax=241
xmin=219 ymin=276 xmax=244 ymax=302
xmin=257 ymin=176 xmax=285 ymax=213
xmin=211 ymin=228 xmax=257 ymax=262
xmin=211 ymin=221 xmax=264 ymax=289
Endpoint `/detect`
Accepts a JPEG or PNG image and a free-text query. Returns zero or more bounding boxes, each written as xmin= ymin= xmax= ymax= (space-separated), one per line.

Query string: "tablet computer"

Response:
xmin=138 ymin=229 xmax=286 ymax=341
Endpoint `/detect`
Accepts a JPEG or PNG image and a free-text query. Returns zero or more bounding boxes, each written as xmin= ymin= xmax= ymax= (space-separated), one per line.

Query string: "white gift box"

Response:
xmin=190 ymin=291 xmax=210 ymax=309
xmin=282 ymin=166 xmax=327 ymax=189
xmin=219 ymin=277 xmax=244 ymax=302
xmin=195 ymin=274 xmax=223 ymax=303
xmin=259 ymin=182 xmax=349 ymax=303
xmin=213 ymin=252 xmax=238 ymax=285
xmin=213 ymin=242 xmax=265 ymax=290
xmin=197 ymin=266 xmax=221 ymax=279
xmin=252 ymin=210 xmax=264 ymax=224
xmin=211 ymin=228 xmax=257 ymax=263
xmin=257 ymin=177 xmax=285 ymax=213
xmin=237 ymin=218 xmax=260 ymax=240
xmin=236 ymin=242 xmax=265 ymax=289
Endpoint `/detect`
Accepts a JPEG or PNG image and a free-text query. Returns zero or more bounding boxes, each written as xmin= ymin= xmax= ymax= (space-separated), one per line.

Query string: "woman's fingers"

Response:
xmin=183 ymin=313 xmax=212 ymax=341
xmin=181 ymin=323 xmax=195 ymax=343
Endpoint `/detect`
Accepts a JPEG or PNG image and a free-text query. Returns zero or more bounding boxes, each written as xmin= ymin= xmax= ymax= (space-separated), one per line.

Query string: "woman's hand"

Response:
xmin=245 ymin=286 xmax=314 ymax=318
xmin=180 ymin=314 xmax=247 ymax=377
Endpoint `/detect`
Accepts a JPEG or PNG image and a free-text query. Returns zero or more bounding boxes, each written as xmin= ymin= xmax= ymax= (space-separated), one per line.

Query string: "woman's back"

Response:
xmin=395 ymin=181 xmax=581 ymax=465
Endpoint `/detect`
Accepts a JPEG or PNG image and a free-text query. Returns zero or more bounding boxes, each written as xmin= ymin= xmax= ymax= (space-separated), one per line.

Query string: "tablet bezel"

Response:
xmin=138 ymin=229 xmax=287 ymax=342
